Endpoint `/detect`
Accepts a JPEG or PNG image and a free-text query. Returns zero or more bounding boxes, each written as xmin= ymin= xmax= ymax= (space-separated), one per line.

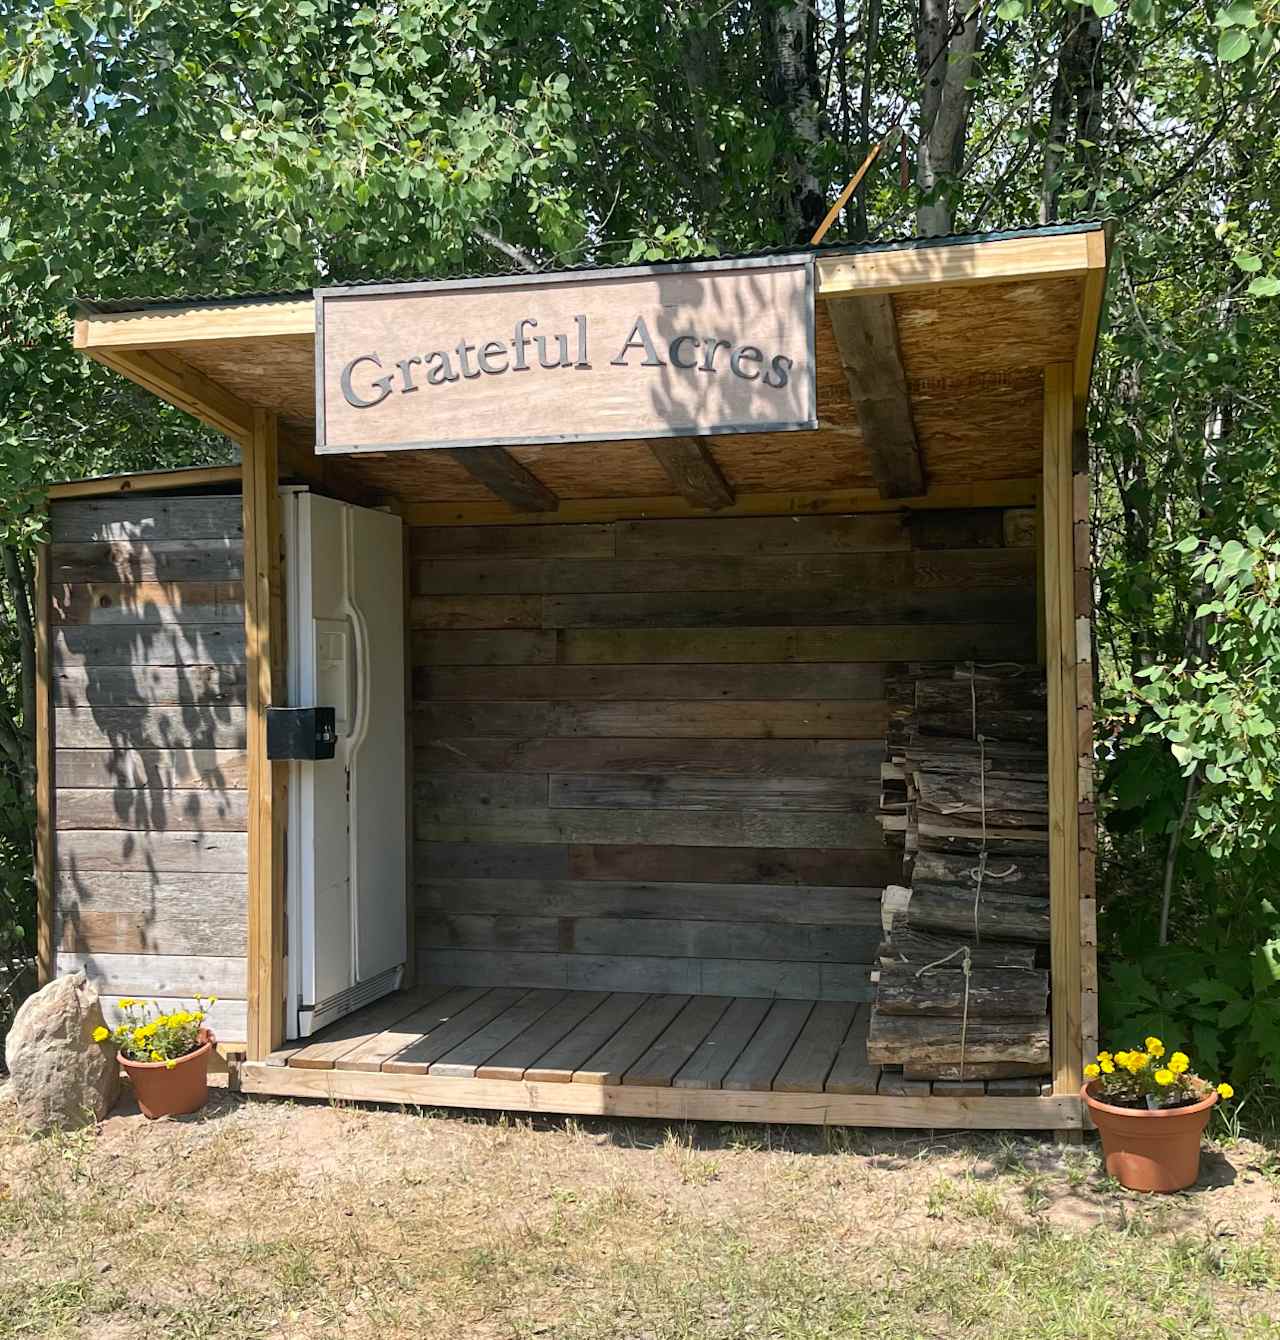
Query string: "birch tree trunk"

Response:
xmin=759 ymin=0 xmax=826 ymax=242
xmin=915 ymin=0 xmax=983 ymax=236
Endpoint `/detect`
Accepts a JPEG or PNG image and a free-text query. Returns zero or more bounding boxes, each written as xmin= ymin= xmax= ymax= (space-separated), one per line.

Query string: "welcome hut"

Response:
xmin=36 ymin=222 xmax=1108 ymax=1134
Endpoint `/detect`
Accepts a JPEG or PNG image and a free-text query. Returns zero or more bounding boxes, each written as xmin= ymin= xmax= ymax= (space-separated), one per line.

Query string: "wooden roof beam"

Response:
xmin=448 ymin=447 xmax=559 ymax=512
xmin=648 ymin=437 xmax=735 ymax=511
xmin=87 ymin=346 xmax=255 ymax=443
xmin=826 ymin=294 xmax=924 ymax=500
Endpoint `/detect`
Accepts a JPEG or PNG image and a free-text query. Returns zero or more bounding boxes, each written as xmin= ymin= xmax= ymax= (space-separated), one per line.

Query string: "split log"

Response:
xmin=912 ymin=848 xmax=1049 ymax=900
xmin=984 ymin=1076 xmax=1053 ymax=1095
xmin=875 ymin=963 xmax=1048 ymax=1018
xmin=866 ymin=1012 xmax=1050 ymax=1067
xmin=914 ymin=814 xmax=1049 ymax=855
xmin=876 ymin=930 xmax=1035 ymax=970
xmin=881 ymin=884 xmax=912 ymax=934
xmin=913 ymin=770 xmax=1047 ymax=821
xmin=915 ymin=678 xmax=1047 ymax=744
xmin=906 ymin=888 xmax=1050 ymax=944
xmin=905 ymin=734 xmax=1047 ymax=774
xmin=907 ymin=1063 xmax=1050 ymax=1081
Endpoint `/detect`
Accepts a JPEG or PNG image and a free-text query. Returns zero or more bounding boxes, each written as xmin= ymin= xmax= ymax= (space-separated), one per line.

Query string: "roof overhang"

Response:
xmin=70 ymin=224 xmax=1110 ymax=519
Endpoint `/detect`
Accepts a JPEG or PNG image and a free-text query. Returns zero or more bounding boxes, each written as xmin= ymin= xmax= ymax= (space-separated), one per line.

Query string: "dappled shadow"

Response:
xmin=49 ymin=493 xmax=248 ymax=1010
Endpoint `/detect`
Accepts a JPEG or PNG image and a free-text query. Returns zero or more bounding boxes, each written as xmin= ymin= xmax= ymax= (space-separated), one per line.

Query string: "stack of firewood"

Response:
xmin=870 ymin=665 xmax=1052 ymax=1092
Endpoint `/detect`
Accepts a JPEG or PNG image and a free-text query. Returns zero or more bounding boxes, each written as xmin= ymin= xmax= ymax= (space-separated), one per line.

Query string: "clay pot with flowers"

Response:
xmin=93 ymin=997 xmax=218 ymax=1119
xmin=1082 ymin=1036 xmax=1234 ymax=1192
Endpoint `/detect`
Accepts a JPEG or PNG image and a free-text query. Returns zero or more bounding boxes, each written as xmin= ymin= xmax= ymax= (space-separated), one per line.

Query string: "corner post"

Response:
xmin=244 ymin=409 xmax=286 ymax=1059
xmin=34 ymin=542 xmax=54 ymax=986
xmin=1043 ymin=363 xmax=1083 ymax=1109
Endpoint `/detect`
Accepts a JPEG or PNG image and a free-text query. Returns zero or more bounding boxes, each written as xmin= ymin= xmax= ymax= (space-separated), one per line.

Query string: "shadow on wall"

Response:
xmin=48 ymin=494 xmax=249 ymax=991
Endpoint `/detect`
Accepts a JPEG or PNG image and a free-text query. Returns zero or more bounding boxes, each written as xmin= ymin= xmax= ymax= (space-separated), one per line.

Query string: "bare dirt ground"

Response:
xmin=1 ymin=1083 xmax=1277 ymax=1339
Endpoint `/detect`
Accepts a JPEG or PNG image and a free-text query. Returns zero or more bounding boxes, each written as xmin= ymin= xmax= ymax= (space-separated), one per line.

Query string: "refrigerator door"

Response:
xmin=283 ymin=490 xmax=406 ymax=1038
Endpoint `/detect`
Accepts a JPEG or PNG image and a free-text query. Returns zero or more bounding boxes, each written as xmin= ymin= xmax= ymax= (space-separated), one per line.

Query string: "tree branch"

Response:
xmin=474 ymin=225 xmax=541 ymax=274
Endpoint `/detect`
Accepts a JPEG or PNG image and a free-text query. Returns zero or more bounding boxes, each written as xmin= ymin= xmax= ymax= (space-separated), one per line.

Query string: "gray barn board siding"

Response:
xmin=50 ymin=494 xmax=249 ymax=1042
xmin=411 ymin=507 xmax=1037 ymax=1000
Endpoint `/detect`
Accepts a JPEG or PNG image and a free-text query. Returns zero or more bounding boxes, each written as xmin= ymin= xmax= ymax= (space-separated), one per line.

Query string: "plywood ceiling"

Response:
xmin=175 ymin=275 xmax=1082 ymax=503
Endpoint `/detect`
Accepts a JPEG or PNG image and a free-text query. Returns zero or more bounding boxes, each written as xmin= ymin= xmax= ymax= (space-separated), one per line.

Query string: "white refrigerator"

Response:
xmin=281 ymin=489 xmax=407 ymax=1038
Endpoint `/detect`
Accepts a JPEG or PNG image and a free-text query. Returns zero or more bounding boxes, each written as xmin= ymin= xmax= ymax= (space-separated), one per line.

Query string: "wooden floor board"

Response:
xmin=286 ymin=984 xmax=454 ymax=1071
xmin=573 ymin=994 xmax=691 ymax=1085
xmin=476 ymin=990 xmax=610 ymax=1080
xmin=773 ymin=1001 xmax=858 ymax=1093
xmin=824 ymin=1002 xmax=879 ymax=1094
xmin=429 ymin=990 xmax=569 ymax=1078
xmin=622 ymin=995 xmax=732 ymax=1087
xmin=525 ymin=992 xmax=650 ymax=1083
xmin=336 ymin=987 xmax=490 ymax=1073
xmin=384 ymin=989 xmax=531 ymax=1074
xmin=673 ymin=997 xmax=772 ymax=1090
xmin=722 ymin=998 xmax=813 ymax=1092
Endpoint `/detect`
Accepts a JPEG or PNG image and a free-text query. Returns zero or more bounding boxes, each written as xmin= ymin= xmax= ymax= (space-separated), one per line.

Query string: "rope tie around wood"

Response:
xmin=915 ymin=944 xmax=974 ymax=1082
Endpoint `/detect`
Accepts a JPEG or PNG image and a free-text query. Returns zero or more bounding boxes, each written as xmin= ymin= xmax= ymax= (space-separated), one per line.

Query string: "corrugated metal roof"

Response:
xmin=75 ymin=220 xmax=1105 ymax=316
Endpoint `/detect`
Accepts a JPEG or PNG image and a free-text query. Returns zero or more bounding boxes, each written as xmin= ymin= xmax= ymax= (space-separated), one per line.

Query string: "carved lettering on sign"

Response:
xmin=315 ymin=258 xmax=815 ymax=455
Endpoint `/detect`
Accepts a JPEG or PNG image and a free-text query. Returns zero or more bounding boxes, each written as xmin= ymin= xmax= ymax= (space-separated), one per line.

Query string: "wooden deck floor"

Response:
xmin=238 ymin=986 xmax=1074 ymax=1131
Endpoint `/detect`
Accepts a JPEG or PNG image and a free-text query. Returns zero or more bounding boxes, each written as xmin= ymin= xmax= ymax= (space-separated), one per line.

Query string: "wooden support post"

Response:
xmin=1043 ymin=363 xmax=1083 ymax=1110
xmin=648 ymin=437 xmax=735 ymax=510
xmin=826 ymin=295 xmax=925 ymax=499
xmin=34 ymin=544 xmax=54 ymax=986
xmin=448 ymin=446 xmax=558 ymax=512
xmin=244 ymin=409 xmax=286 ymax=1060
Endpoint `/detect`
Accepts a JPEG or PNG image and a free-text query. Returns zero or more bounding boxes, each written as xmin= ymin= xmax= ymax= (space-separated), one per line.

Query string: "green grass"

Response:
xmin=1 ymin=1094 xmax=1277 ymax=1339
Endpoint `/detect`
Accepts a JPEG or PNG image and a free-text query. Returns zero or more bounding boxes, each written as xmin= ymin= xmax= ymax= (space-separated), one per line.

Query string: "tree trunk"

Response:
xmin=758 ymin=0 xmax=825 ymax=241
xmin=1040 ymin=11 xmax=1105 ymax=223
xmin=915 ymin=0 xmax=983 ymax=236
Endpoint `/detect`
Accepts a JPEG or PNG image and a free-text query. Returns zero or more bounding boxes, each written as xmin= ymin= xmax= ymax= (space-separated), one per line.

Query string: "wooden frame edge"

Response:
xmin=76 ymin=299 xmax=313 ymax=352
xmin=244 ymin=409 xmax=286 ymax=1060
xmin=46 ymin=465 xmax=243 ymax=501
xmin=238 ymin=1062 xmax=1084 ymax=1130
xmin=34 ymin=543 xmax=54 ymax=986
xmin=1044 ymin=363 xmax=1083 ymax=1098
xmin=87 ymin=348 xmax=255 ymax=443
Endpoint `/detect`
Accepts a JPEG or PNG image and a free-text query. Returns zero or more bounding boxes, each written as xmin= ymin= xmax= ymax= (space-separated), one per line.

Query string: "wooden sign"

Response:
xmin=314 ymin=256 xmax=815 ymax=454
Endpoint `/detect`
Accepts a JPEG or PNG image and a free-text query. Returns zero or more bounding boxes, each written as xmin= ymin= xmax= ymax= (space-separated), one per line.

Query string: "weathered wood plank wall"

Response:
xmin=48 ymin=495 xmax=249 ymax=1041
xmin=412 ymin=506 xmax=1038 ymax=999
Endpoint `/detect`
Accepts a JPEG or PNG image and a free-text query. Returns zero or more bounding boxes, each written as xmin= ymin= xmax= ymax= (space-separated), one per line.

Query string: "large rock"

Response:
xmin=4 ymin=972 xmax=119 ymax=1132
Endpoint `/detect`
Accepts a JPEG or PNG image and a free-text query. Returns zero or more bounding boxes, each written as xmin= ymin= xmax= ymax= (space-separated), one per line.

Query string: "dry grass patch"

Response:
xmin=0 ymin=1084 xmax=1277 ymax=1338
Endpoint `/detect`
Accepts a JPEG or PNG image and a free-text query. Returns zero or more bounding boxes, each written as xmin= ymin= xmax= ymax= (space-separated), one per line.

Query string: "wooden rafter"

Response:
xmin=87 ymin=347 xmax=255 ymax=443
xmin=448 ymin=447 xmax=558 ymax=513
xmin=826 ymin=295 xmax=924 ymax=499
xmin=648 ymin=437 xmax=735 ymax=511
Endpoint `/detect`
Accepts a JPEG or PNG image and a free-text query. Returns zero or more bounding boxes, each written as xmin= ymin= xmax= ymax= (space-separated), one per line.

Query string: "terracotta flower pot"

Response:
xmin=1083 ymin=1082 xmax=1218 ymax=1192
xmin=119 ymin=1042 xmax=213 ymax=1120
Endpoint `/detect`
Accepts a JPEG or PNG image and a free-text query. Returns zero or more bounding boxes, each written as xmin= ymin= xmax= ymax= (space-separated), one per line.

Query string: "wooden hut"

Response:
xmin=37 ymin=222 xmax=1109 ymax=1133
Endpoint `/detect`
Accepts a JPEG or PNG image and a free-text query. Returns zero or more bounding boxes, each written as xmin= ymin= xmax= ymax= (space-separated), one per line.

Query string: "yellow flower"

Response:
xmin=1084 ymin=1063 xmax=1101 ymax=1079
xmin=207 ymin=997 xmax=218 ymax=1006
xmin=118 ymin=998 xmax=135 ymax=1009
xmin=1100 ymin=1058 xmax=1115 ymax=1074
xmin=1131 ymin=1052 xmax=1150 ymax=1071
xmin=1145 ymin=1037 xmax=1165 ymax=1058
xmin=165 ymin=1059 xmax=177 ymax=1070
xmin=1169 ymin=1052 xmax=1189 ymax=1075
xmin=1097 ymin=1052 xmax=1112 ymax=1066
xmin=150 ymin=1050 xmax=162 ymax=1063
xmin=1154 ymin=1069 xmax=1174 ymax=1086
xmin=1217 ymin=1083 xmax=1234 ymax=1100
xmin=92 ymin=1026 xmax=109 ymax=1043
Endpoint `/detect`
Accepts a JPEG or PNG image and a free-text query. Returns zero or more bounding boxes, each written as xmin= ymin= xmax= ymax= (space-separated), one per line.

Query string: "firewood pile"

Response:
xmin=871 ymin=664 xmax=1052 ymax=1094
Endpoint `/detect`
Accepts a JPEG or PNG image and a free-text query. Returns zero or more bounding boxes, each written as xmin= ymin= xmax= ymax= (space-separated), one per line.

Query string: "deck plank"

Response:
xmin=824 ymin=1002 xmax=879 ymax=1094
xmin=429 ymin=990 xmax=569 ymax=1078
xmin=722 ymin=998 xmax=813 ymax=1092
xmin=284 ymin=986 xmax=454 ymax=1070
xmin=524 ymin=993 xmax=650 ymax=1083
xmin=673 ymin=997 xmax=772 ymax=1090
xmin=574 ymin=994 xmax=692 ymax=1085
xmin=336 ymin=987 xmax=489 ymax=1073
xmin=476 ymin=991 xmax=609 ymax=1080
xmin=773 ymin=1000 xmax=857 ymax=1092
xmin=622 ymin=995 xmax=732 ymax=1087
xmin=383 ymin=989 xmax=531 ymax=1073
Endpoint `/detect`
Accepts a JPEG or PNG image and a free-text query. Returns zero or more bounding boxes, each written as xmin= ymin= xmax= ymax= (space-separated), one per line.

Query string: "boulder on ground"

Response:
xmin=4 ymin=972 xmax=119 ymax=1132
